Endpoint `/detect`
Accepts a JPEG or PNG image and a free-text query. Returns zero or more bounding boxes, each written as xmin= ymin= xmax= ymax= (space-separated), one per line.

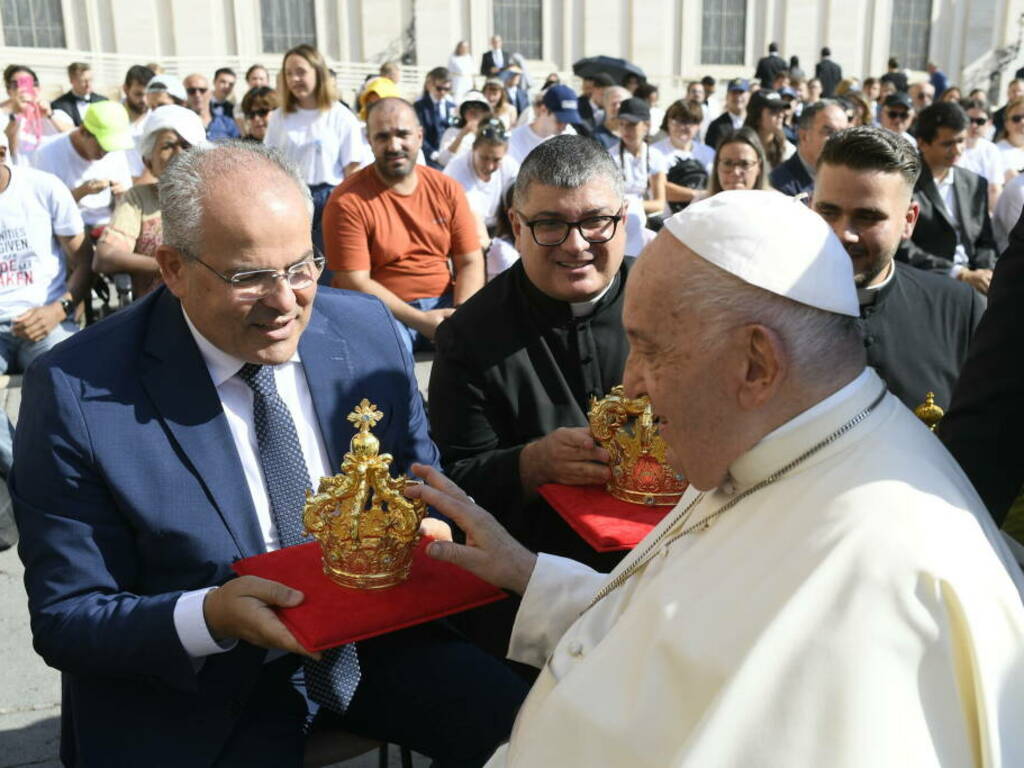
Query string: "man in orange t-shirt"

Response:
xmin=324 ymin=97 xmax=484 ymax=353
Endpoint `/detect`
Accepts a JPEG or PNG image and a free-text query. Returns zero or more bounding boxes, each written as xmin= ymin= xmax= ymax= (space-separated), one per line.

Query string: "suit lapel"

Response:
xmin=951 ymin=170 xmax=974 ymax=251
xmin=297 ymin=302 xmax=359 ymax=472
xmin=920 ymin=169 xmax=955 ymax=231
xmin=139 ymin=289 xmax=264 ymax=557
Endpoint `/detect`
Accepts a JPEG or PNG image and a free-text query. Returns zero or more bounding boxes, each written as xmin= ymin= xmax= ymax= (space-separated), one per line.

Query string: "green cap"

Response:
xmin=81 ymin=101 xmax=134 ymax=152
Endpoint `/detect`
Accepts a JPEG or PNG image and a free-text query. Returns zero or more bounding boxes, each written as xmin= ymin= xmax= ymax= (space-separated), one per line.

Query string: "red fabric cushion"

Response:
xmin=539 ymin=483 xmax=670 ymax=552
xmin=231 ymin=538 xmax=506 ymax=652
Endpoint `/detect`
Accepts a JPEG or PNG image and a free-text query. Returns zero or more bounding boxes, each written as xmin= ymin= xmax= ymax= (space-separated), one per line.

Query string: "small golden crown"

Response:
xmin=914 ymin=391 xmax=945 ymax=432
xmin=303 ymin=399 xmax=427 ymax=590
xmin=588 ymin=385 xmax=688 ymax=507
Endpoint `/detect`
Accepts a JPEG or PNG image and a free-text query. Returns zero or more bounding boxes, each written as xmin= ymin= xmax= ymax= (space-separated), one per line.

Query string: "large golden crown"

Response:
xmin=588 ymin=386 xmax=687 ymax=507
xmin=303 ymin=399 xmax=427 ymax=590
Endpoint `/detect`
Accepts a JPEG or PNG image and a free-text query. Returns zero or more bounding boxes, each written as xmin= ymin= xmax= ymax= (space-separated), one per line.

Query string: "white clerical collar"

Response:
xmin=181 ymin=306 xmax=300 ymax=387
xmin=570 ymin=279 xmax=615 ymax=317
xmin=857 ymin=259 xmax=895 ymax=306
xmin=725 ymin=367 xmax=878 ymax=489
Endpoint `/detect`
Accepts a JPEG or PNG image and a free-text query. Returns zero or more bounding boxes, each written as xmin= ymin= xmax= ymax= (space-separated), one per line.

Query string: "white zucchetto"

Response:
xmin=661 ymin=189 xmax=860 ymax=317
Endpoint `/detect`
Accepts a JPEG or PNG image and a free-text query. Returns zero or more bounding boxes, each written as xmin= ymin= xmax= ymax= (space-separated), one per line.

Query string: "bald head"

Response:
xmin=366 ymin=98 xmax=423 ymax=182
xmin=183 ymin=73 xmax=210 ymax=114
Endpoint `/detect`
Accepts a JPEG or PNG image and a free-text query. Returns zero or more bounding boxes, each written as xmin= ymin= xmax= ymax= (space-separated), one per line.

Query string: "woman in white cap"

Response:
xmin=93 ymin=105 xmax=206 ymax=299
xmin=437 ymin=91 xmax=492 ymax=167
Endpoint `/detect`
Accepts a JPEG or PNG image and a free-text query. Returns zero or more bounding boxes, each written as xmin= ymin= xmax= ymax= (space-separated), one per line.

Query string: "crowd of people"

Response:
xmin=4 ymin=31 xmax=1024 ymax=768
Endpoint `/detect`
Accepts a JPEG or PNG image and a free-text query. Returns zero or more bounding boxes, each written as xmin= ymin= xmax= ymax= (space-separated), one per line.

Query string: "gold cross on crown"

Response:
xmin=347 ymin=399 xmax=384 ymax=433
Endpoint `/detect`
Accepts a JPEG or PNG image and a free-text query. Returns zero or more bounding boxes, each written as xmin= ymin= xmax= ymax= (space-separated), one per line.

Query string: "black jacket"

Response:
xmin=754 ymin=54 xmax=788 ymax=87
xmin=50 ymin=90 xmax=108 ymax=126
xmin=815 ymin=58 xmax=843 ymax=97
xmin=480 ymin=50 xmax=505 ymax=76
xmin=898 ymin=162 xmax=998 ymax=273
xmin=428 ymin=258 xmax=632 ymax=563
xmin=704 ymin=111 xmax=738 ymax=152
xmin=862 ymin=262 xmax=984 ymax=413
xmin=769 ymin=152 xmax=814 ymax=197
xmin=939 ymin=210 xmax=1024 ymax=525
xmin=881 ymin=70 xmax=909 ymax=93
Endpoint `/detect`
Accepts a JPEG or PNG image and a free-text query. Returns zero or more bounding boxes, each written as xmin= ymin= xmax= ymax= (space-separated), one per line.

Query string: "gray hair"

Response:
xmin=513 ymin=134 xmax=624 ymax=208
xmin=159 ymin=140 xmax=313 ymax=255
xmin=797 ymin=99 xmax=841 ymax=130
xmin=674 ymin=253 xmax=865 ymax=385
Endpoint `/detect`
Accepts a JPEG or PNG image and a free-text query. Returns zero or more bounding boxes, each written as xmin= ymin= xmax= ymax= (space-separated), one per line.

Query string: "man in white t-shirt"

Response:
xmin=33 ymin=101 xmax=134 ymax=232
xmin=0 ymin=159 xmax=89 ymax=498
xmin=444 ymin=118 xmax=520 ymax=231
xmin=508 ymin=84 xmax=580 ymax=164
xmin=959 ymin=98 xmax=1004 ymax=211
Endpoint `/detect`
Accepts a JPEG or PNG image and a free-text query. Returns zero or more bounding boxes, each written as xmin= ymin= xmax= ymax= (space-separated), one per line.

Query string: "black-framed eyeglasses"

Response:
xmin=969 ymin=117 xmax=988 ymax=126
xmin=191 ymin=252 xmax=325 ymax=300
xmin=517 ymin=208 xmax=625 ymax=247
xmin=246 ymin=108 xmax=271 ymax=119
xmin=478 ymin=117 xmax=507 ymax=141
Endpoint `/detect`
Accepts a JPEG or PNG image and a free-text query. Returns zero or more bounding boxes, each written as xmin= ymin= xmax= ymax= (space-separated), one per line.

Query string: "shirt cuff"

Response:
xmin=950 ymin=264 xmax=965 ymax=278
xmin=507 ymin=553 xmax=605 ymax=669
xmin=173 ymin=587 xmax=238 ymax=658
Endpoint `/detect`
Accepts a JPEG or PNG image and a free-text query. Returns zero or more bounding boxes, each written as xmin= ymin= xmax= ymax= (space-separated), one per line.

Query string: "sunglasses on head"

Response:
xmin=186 ymin=87 xmax=209 ymax=95
xmin=478 ymin=117 xmax=507 ymax=140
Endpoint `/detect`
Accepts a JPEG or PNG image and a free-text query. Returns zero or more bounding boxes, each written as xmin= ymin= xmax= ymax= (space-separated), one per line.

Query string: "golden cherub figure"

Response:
xmin=303 ymin=399 xmax=427 ymax=589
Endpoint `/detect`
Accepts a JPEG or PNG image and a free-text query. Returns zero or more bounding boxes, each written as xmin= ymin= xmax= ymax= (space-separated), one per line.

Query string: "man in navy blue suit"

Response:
xmin=12 ymin=141 xmax=526 ymax=767
xmin=770 ymin=100 xmax=848 ymax=198
xmin=413 ymin=67 xmax=456 ymax=169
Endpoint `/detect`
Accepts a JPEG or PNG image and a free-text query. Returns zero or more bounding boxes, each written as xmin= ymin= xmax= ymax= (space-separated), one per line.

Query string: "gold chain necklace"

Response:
xmin=580 ymin=386 xmax=888 ymax=617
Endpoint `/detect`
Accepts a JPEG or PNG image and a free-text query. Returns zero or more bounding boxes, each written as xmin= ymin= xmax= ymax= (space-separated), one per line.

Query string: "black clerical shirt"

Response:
xmin=428 ymin=258 xmax=632 ymax=564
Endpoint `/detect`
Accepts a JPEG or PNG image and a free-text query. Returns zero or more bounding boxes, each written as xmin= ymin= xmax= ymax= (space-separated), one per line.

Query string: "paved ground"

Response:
xmin=0 ymin=356 xmax=436 ymax=767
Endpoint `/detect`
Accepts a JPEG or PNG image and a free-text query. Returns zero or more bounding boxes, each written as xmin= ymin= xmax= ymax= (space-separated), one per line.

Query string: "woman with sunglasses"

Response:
xmin=961 ymin=99 xmax=1003 ymax=210
xmin=264 ymin=44 xmax=366 ymax=255
xmin=94 ymin=106 xmax=206 ymax=300
xmin=995 ymin=97 xmax=1024 ymax=181
xmin=743 ymin=91 xmax=795 ymax=173
xmin=444 ymin=118 xmax=520 ymax=241
xmin=437 ymin=91 xmax=492 ymax=167
xmin=239 ymin=86 xmax=278 ymax=142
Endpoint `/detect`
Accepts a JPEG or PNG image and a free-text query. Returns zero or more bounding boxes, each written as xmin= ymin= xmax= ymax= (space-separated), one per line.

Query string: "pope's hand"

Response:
xmin=203 ymin=575 xmax=321 ymax=660
xmin=406 ymin=463 xmax=537 ymax=595
xmin=519 ymin=426 xmax=611 ymax=493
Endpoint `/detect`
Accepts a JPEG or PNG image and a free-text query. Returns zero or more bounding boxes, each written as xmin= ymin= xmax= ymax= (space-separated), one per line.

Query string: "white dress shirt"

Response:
xmin=172 ymin=307 xmax=332 ymax=658
xmin=934 ymin=167 xmax=970 ymax=276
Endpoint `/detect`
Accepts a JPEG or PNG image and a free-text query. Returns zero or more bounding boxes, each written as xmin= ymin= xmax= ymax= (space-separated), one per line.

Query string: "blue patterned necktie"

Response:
xmin=238 ymin=363 xmax=361 ymax=713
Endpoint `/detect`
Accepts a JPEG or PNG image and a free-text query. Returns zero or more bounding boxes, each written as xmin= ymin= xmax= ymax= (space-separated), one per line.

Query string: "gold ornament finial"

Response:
xmin=303 ymin=399 xmax=427 ymax=589
xmin=588 ymin=386 xmax=688 ymax=507
xmin=914 ymin=391 xmax=944 ymax=432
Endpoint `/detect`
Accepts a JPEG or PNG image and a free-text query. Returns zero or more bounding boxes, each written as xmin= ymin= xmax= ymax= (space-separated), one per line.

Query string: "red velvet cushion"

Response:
xmin=231 ymin=538 xmax=506 ymax=652
xmin=539 ymin=483 xmax=670 ymax=552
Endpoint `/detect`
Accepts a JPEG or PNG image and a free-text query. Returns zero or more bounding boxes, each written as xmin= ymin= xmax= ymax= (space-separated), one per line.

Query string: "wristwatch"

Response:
xmin=60 ymin=298 xmax=75 ymax=320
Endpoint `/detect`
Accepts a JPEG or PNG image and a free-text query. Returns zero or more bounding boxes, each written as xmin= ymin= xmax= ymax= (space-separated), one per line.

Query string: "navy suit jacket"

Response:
xmin=413 ymin=94 xmax=455 ymax=169
xmin=12 ymin=286 xmax=439 ymax=766
xmin=769 ymin=152 xmax=814 ymax=197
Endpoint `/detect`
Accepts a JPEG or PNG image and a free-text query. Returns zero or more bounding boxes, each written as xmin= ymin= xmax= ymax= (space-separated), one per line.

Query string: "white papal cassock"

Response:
xmin=486 ymin=368 xmax=1024 ymax=767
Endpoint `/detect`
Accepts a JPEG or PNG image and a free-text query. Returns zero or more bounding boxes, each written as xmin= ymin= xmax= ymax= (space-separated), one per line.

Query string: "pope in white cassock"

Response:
xmin=407 ymin=190 xmax=1024 ymax=767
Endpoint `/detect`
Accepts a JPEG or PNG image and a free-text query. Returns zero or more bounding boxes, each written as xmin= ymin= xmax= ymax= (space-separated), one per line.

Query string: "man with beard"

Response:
xmin=324 ymin=98 xmax=484 ymax=354
xmin=811 ymin=126 xmax=983 ymax=412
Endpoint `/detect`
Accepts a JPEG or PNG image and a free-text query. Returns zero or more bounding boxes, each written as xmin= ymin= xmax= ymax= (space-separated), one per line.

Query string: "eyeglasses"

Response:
xmin=434 ymin=83 xmax=452 ymax=92
xmin=478 ymin=117 xmax=507 ymax=141
xmin=886 ymin=109 xmax=910 ymax=120
xmin=246 ymin=108 xmax=271 ymax=119
xmin=720 ymin=159 xmax=759 ymax=171
xmin=186 ymin=87 xmax=209 ymax=95
xmin=517 ymin=209 xmax=624 ymax=247
xmin=191 ymin=252 xmax=325 ymax=300
xmin=969 ymin=117 xmax=988 ymax=126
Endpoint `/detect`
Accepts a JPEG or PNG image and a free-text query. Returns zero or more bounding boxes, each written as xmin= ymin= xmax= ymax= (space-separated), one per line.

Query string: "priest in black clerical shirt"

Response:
xmin=810 ymin=127 xmax=982 ymax=414
xmin=428 ymin=136 xmax=631 ymax=656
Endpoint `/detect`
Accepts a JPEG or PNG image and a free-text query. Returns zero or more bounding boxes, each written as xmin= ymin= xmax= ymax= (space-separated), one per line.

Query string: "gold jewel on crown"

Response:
xmin=303 ymin=399 xmax=427 ymax=590
xmin=588 ymin=385 xmax=688 ymax=507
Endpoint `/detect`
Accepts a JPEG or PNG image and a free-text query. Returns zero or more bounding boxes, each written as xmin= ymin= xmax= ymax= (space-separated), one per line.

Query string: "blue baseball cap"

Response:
xmin=727 ymin=78 xmax=750 ymax=92
xmin=542 ymin=84 xmax=582 ymax=123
